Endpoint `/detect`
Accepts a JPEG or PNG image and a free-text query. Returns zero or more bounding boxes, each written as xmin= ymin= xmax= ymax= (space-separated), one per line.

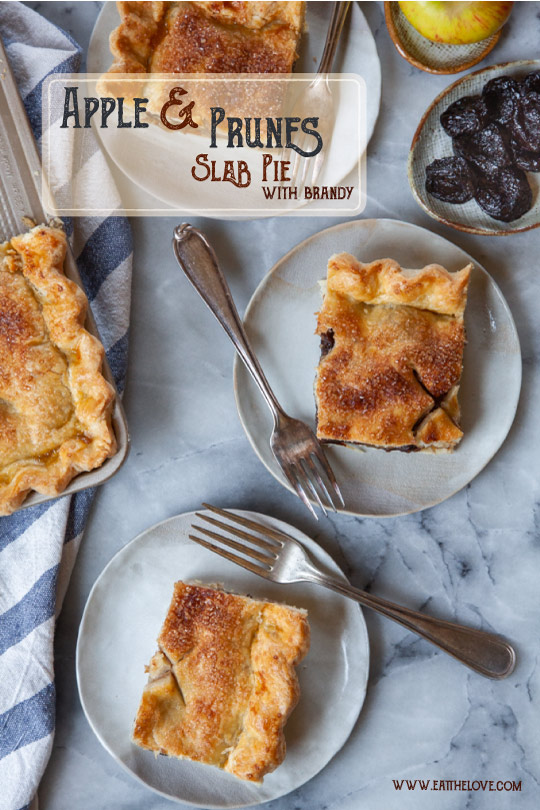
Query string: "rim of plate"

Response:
xmin=76 ymin=509 xmax=370 ymax=808
xmin=233 ymin=218 xmax=522 ymax=518
xmin=408 ymin=59 xmax=540 ymax=236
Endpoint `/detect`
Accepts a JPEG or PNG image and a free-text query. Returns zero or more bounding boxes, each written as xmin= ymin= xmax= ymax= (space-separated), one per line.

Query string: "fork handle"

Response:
xmin=313 ymin=575 xmax=515 ymax=679
xmin=173 ymin=224 xmax=284 ymax=423
xmin=318 ymin=2 xmax=351 ymax=74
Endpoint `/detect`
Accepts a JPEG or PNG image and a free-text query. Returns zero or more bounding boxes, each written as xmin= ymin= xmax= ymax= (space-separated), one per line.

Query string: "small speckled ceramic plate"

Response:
xmin=233 ymin=218 xmax=521 ymax=518
xmin=409 ymin=60 xmax=540 ymax=235
xmin=384 ymin=1 xmax=501 ymax=75
xmin=76 ymin=510 xmax=369 ymax=808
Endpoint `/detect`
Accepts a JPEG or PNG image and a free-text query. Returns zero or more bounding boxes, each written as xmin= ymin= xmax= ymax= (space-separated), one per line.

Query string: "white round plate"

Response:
xmin=87 ymin=1 xmax=381 ymax=216
xmin=234 ymin=218 xmax=522 ymax=518
xmin=409 ymin=60 xmax=540 ymax=236
xmin=76 ymin=510 xmax=369 ymax=808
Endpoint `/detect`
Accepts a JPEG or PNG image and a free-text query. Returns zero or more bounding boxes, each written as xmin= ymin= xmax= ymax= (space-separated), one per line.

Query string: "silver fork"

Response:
xmin=279 ymin=1 xmax=351 ymax=192
xmin=172 ymin=224 xmax=344 ymax=518
xmin=190 ymin=505 xmax=516 ymax=680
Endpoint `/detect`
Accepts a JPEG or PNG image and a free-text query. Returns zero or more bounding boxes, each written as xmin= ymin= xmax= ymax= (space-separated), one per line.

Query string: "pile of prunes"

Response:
xmin=425 ymin=72 xmax=540 ymax=223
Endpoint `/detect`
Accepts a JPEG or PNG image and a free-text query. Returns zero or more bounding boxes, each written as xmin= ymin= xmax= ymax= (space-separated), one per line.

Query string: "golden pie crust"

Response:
xmin=0 ymin=225 xmax=116 ymax=515
xmin=315 ymin=253 xmax=472 ymax=452
xmin=106 ymin=1 xmax=305 ymax=75
xmin=100 ymin=2 xmax=305 ymax=127
xmin=133 ymin=581 xmax=310 ymax=783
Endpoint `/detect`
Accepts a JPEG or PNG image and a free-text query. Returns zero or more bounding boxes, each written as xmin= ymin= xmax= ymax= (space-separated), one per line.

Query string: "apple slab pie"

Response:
xmin=106 ymin=1 xmax=305 ymax=76
xmin=101 ymin=2 xmax=306 ymax=126
xmin=315 ymin=253 xmax=472 ymax=452
xmin=0 ymin=225 xmax=116 ymax=515
xmin=133 ymin=581 xmax=310 ymax=782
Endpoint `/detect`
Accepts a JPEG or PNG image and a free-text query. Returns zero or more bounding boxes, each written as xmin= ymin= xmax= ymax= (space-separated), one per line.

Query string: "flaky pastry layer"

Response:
xmin=326 ymin=253 xmax=471 ymax=316
xmin=0 ymin=225 xmax=116 ymax=515
xmin=133 ymin=582 xmax=310 ymax=783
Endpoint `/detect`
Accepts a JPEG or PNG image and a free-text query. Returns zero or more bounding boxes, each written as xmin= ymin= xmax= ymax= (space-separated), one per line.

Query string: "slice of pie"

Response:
xmin=106 ymin=1 xmax=305 ymax=76
xmin=0 ymin=224 xmax=116 ymax=515
xmin=100 ymin=1 xmax=306 ymax=124
xmin=133 ymin=581 xmax=310 ymax=783
xmin=315 ymin=253 xmax=472 ymax=452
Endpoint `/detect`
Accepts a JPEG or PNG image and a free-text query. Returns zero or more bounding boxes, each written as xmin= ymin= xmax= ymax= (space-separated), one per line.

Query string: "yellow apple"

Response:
xmin=398 ymin=1 xmax=513 ymax=44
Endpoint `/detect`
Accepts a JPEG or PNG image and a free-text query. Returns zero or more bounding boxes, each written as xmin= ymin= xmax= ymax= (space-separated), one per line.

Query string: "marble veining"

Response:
xmin=27 ymin=1 xmax=540 ymax=809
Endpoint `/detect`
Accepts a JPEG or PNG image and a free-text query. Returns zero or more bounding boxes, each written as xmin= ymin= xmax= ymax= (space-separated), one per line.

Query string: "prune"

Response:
xmin=511 ymin=91 xmax=540 ymax=152
xmin=482 ymin=76 xmax=521 ymax=125
xmin=510 ymin=138 xmax=540 ymax=172
xmin=440 ymin=95 xmax=488 ymax=137
xmin=427 ymin=72 xmax=540 ymax=224
xmin=425 ymin=157 xmax=477 ymax=203
xmin=522 ymin=71 xmax=540 ymax=94
xmin=475 ymin=167 xmax=532 ymax=222
xmin=320 ymin=329 xmax=335 ymax=357
xmin=453 ymin=123 xmax=512 ymax=175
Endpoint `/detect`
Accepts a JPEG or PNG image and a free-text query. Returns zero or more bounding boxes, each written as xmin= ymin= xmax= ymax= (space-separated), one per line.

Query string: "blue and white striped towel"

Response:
xmin=0 ymin=4 xmax=132 ymax=809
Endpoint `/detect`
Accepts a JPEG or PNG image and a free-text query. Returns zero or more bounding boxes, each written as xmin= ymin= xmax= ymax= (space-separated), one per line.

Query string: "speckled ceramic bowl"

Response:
xmin=385 ymin=1 xmax=502 ymax=75
xmin=409 ymin=60 xmax=540 ymax=235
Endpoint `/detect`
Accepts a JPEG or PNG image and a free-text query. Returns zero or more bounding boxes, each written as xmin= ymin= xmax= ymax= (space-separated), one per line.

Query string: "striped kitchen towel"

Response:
xmin=0 ymin=4 xmax=132 ymax=809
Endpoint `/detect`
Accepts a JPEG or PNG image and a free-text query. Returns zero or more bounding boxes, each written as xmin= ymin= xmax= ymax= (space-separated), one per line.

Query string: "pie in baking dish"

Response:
xmin=106 ymin=1 xmax=305 ymax=76
xmin=133 ymin=581 xmax=310 ymax=782
xmin=315 ymin=253 xmax=472 ymax=452
xmin=0 ymin=225 xmax=116 ymax=515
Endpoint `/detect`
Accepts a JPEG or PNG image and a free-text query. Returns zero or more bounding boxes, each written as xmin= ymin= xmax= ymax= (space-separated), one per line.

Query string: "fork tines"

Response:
xmin=189 ymin=503 xmax=285 ymax=579
xmin=285 ymin=450 xmax=345 ymax=519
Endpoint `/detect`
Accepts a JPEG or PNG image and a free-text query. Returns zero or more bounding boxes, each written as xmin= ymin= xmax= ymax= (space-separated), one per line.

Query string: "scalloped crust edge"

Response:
xmin=0 ymin=225 xmax=117 ymax=516
xmin=327 ymin=253 xmax=472 ymax=316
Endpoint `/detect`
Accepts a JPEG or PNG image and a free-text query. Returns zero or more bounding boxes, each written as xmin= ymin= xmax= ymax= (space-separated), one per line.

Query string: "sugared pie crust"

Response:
xmin=133 ymin=581 xmax=310 ymax=783
xmin=315 ymin=253 xmax=471 ymax=452
xmin=106 ymin=1 xmax=305 ymax=76
xmin=0 ymin=225 xmax=116 ymax=515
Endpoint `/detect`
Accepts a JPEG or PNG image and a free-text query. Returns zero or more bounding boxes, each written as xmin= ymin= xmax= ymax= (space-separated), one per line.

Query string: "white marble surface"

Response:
xmin=27 ymin=2 xmax=540 ymax=808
